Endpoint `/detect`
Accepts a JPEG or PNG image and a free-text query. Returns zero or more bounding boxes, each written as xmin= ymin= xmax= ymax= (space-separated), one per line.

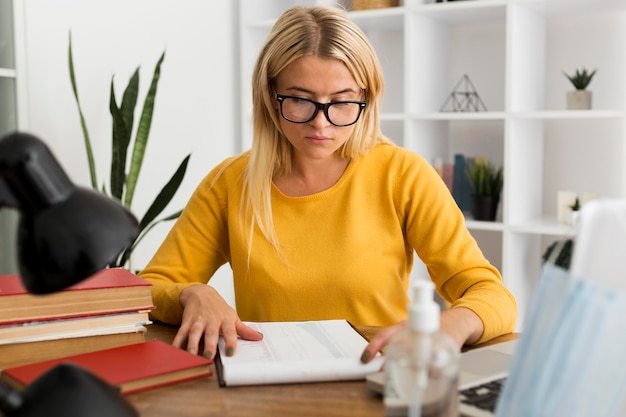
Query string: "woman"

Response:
xmin=139 ymin=5 xmax=517 ymax=362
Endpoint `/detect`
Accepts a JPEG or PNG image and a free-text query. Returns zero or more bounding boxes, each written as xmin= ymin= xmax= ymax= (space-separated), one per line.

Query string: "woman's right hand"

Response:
xmin=172 ymin=284 xmax=263 ymax=359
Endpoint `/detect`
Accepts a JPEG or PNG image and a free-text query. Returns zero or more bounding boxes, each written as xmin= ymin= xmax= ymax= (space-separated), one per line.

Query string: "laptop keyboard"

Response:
xmin=459 ymin=377 xmax=506 ymax=413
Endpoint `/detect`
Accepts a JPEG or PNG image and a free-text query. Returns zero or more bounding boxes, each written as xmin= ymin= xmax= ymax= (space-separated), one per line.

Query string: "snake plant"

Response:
xmin=69 ymin=34 xmax=190 ymax=268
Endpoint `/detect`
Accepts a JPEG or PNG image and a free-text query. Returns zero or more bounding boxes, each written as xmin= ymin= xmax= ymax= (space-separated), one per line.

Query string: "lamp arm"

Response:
xmin=0 ymin=381 xmax=23 ymax=413
xmin=0 ymin=172 xmax=20 ymax=209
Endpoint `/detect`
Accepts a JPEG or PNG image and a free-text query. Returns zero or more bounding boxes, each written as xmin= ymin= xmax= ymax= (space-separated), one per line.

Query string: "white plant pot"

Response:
xmin=566 ymin=90 xmax=592 ymax=110
xmin=567 ymin=210 xmax=580 ymax=227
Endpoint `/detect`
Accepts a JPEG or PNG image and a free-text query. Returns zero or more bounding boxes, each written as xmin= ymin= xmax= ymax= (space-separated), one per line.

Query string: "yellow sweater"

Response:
xmin=139 ymin=144 xmax=517 ymax=343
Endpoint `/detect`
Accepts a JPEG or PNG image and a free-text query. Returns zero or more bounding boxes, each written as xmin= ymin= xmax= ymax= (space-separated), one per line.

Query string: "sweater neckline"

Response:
xmin=271 ymin=157 xmax=356 ymax=201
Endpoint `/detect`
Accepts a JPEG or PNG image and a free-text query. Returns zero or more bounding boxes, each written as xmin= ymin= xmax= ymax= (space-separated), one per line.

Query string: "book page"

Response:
xmin=217 ymin=319 xmax=385 ymax=386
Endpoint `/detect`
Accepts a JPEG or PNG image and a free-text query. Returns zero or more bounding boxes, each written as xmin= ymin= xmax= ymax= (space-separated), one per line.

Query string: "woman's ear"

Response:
xmin=269 ymin=87 xmax=279 ymax=110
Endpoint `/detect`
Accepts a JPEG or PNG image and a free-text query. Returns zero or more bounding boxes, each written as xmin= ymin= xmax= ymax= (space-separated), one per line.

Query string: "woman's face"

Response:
xmin=273 ymin=55 xmax=362 ymax=165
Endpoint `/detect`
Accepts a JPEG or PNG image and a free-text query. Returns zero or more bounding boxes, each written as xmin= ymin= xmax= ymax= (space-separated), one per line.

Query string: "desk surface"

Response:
xmin=127 ymin=323 xmax=517 ymax=417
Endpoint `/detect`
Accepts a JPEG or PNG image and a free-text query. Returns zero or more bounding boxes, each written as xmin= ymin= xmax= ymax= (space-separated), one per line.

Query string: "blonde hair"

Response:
xmin=243 ymin=5 xmax=392 ymax=253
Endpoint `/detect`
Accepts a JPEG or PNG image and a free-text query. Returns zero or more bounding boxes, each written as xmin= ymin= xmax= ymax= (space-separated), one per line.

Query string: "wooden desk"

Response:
xmin=127 ymin=323 xmax=517 ymax=417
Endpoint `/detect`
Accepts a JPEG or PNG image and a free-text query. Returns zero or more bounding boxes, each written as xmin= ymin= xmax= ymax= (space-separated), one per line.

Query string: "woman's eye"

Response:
xmin=292 ymin=97 xmax=311 ymax=105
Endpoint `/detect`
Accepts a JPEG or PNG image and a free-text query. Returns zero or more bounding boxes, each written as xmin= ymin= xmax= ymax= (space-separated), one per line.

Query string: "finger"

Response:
xmin=236 ymin=321 xmax=264 ymax=341
xmin=220 ymin=322 xmax=239 ymax=357
xmin=184 ymin=321 xmax=205 ymax=355
xmin=201 ymin=323 xmax=222 ymax=360
xmin=361 ymin=322 xmax=406 ymax=363
xmin=172 ymin=323 xmax=191 ymax=350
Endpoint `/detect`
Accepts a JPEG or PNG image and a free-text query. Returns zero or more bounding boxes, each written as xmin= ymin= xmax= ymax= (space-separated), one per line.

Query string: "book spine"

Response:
xmin=453 ymin=154 xmax=470 ymax=212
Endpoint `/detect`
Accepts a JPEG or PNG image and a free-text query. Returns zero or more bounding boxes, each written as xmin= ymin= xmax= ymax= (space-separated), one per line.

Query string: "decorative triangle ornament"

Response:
xmin=440 ymin=74 xmax=487 ymax=112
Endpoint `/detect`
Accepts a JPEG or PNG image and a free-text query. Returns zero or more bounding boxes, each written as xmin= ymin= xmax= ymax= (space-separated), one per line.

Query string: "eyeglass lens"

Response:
xmin=279 ymin=97 xmax=364 ymax=126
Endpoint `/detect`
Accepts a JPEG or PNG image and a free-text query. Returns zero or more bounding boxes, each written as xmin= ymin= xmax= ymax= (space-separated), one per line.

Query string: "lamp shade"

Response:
xmin=11 ymin=363 xmax=138 ymax=417
xmin=0 ymin=132 xmax=139 ymax=293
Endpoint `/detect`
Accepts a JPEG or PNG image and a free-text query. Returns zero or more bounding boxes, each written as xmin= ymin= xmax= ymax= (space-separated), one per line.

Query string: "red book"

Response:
xmin=0 ymin=268 xmax=154 ymax=324
xmin=1 ymin=340 xmax=213 ymax=394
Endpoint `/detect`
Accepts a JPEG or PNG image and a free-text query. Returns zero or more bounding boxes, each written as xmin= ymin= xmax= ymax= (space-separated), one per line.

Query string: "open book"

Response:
xmin=215 ymin=319 xmax=384 ymax=387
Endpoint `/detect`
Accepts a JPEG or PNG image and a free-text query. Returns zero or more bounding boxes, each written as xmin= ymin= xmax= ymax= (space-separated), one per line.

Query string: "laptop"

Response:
xmin=366 ymin=338 xmax=518 ymax=417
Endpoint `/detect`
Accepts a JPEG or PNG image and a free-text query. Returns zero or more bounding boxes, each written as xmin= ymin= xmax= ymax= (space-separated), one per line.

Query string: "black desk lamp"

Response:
xmin=0 ymin=132 xmax=139 ymax=416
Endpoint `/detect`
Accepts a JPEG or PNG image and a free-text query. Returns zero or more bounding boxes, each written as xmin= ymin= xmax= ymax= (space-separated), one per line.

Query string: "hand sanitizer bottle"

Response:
xmin=384 ymin=280 xmax=460 ymax=417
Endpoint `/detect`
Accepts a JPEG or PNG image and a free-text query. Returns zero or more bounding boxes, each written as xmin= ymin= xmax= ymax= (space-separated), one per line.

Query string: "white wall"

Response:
xmin=20 ymin=0 xmax=239 ymax=303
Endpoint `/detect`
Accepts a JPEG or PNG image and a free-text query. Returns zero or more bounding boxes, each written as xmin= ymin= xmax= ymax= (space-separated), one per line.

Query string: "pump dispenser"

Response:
xmin=384 ymin=280 xmax=460 ymax=417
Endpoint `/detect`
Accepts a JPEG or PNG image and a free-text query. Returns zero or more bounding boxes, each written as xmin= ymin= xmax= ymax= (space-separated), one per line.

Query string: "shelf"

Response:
xmin=518 ymin=0 xmax=626 ymax=17
xmin=0 ymin=68 xmax=16 ymax=77
xmin=511 ymin=110 xmax=623 ymax=120
xmin=465 ymin=219 xmax=505 ymax=232
xmin=408 ymin=1 xmax=507 ymax=23
xmin=508 ymin=217 xmax=575 ymax=236
xmin=348 ymin=7 xmax=404 ymax=30
xmin=411 ymin=112 xmax=506 ymax=121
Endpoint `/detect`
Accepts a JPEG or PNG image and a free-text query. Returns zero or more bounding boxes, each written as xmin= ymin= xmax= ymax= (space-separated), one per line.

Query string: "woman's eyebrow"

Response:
xmin=284 ymin=86 xmax=360 ymax=96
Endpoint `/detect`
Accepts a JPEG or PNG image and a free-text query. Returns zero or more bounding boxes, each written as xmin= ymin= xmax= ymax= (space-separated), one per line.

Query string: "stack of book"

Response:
xmin=0 ymin=268 xmax=154 ymax=370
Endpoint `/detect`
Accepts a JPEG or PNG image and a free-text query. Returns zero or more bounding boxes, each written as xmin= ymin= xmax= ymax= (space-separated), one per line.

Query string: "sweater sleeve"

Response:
xmin=394 ymin=149 xmax=517 ymax=343
xmin=138 ymin=158 xmax=235 ymax=324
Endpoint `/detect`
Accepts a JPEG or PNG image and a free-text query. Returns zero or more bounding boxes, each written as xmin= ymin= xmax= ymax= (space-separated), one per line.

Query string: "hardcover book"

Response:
xmin=214 ymin=319 xmax=384 ymax=387
xmin=1 ymin=339 xmax=212 ymax=394
xmin=0 ymin=328 xmax=147 ymax=370
xmin=0 ymin=268 xmax=154 ymax=324
xmin=0 ymin=310 xmax=151 ymax=342
xmin=452 ymin=153 xmax=473 ymax=212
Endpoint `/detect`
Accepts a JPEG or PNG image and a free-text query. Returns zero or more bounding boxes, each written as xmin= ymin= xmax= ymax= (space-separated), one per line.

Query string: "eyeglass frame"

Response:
xmin=274 ymin=91 xmax=367 ymax=127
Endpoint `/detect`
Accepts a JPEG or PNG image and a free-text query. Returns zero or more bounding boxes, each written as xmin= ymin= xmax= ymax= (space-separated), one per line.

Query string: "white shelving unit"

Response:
xmin=238 ymin=0 xmax=626 ymax=326
xmin=0 ymin=0 xmax=26 ymax=274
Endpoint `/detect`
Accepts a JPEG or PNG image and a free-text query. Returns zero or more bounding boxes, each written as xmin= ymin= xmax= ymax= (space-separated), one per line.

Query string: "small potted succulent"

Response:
xmin=465 ymin=159 xmax=503 ymax=221
xmin=563 ymin=67 xmax=597 ymax=110
xmin=567 ymin=196 xmax=581 ymax=226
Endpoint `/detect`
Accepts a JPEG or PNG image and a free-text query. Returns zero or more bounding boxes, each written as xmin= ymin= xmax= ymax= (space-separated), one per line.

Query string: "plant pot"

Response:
xmin=471 ymin=195 xmax=500 ymax=221
xmin=566 ymin=90 xmax=592 ymax=110
xmin=566 ymin=210 xmax=580 ymax=227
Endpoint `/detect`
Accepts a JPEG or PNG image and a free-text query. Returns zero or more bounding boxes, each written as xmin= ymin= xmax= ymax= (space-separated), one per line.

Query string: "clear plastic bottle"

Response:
xmin=384 ymin=280 xmax=460 ymax=417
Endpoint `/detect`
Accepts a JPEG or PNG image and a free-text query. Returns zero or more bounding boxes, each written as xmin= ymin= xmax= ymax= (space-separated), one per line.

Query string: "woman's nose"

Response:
xmin=309 ymin=108 xmax=331 ymax=128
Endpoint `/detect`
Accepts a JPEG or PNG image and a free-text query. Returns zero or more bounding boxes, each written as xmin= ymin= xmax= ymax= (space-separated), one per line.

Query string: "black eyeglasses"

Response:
xmin=274 ymin=92 xmax=366 ymax=127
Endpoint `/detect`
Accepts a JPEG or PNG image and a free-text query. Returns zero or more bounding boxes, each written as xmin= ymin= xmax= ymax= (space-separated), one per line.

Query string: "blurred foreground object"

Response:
xmin=0 ymin=131 xmax=139 ymax=416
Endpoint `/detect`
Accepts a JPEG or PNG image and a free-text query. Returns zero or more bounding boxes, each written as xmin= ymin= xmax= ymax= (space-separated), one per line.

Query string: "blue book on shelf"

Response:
xmin=452 ymin=154 xmax=473 ymax=212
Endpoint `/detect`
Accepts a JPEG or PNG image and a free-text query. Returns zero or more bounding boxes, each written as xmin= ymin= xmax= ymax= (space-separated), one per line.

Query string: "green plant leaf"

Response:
xmin=109 ymin=81 xmax=129 ymax=201
xmin=109 ymin=69 xmax=140 ymax=202
xmin=116 ymin=210 xmax=182 ymax=267
xmin=69 ymin=43 xmax=184 ymax=268
xmin=120 ymin=69 xmax=139 ymax=143
xmin=138 ymin=153 xmax=190 ymax=232
xmin=115 ymin=149 xmax=187 ymax=268
xmin=563 ymin=67 xmax=597 ymax=90
xmin=125 ymin=51 xmax=165 ymax=208
xmin=68 ymin=32 xmax=98 ymax=190
xmin=466 ymin=159 xmax=503 ymax=197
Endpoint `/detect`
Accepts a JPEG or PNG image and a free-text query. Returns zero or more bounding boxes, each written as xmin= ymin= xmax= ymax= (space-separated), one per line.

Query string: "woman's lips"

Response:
xmin=306 ymin=135 xmax=331 ymax=144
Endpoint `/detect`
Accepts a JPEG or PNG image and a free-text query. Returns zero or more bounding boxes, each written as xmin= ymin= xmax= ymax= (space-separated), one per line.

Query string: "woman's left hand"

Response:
xmin=360 ymin=321 xmax=406 ymax=364
xmin=359 ymin=307 xmax=484 ymax=364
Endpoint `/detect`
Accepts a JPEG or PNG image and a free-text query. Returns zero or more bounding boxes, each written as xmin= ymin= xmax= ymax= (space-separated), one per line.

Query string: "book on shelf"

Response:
xmin=214 ymin=319 xmax=384 ymax=387
xmin=2 ymin=340 xmax=213 ymax=395
xmin=442 ymin=162 xmax=454 ymax=194
xmin=432 ymin=156 xmax=454 ymax=194
xmin=0 ymin=310 xmax=151 ymax=342
xmin=0 ymin=268 xmax=154 ymax=324
xmin=0 ymin=327 xmax=147 ymax=370
xmin=452 ymin=153 xmax=473 ymax=212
